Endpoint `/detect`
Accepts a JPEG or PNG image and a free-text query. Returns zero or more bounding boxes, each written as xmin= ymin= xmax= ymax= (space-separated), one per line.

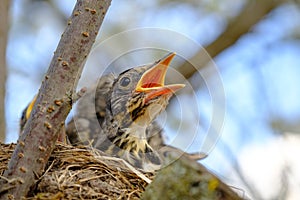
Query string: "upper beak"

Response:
xmin=135 ymin=52 xmax=185 ymax=101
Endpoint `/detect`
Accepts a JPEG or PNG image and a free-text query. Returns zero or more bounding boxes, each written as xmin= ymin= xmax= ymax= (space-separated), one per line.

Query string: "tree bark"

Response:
xmin=0 ymin=0 xmax=10 ymax=143
xmin=142 ymin=152 xmax=243 ymax=200
xmin=177 ymin=0 xmax=287 ymax=79
xmin=0 ymin=0 xmax=111 ymax=199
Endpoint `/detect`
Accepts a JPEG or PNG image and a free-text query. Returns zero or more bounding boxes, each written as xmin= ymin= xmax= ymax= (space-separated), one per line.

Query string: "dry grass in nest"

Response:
xmin=0 ymin=143 xmax=154 ymax=199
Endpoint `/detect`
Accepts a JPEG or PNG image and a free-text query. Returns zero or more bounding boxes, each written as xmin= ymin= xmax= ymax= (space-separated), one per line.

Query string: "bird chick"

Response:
xmin=91 ymin=52 xmax=185 ymax=171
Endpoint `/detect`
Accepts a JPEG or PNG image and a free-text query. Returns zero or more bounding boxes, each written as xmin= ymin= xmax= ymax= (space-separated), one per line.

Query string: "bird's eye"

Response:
xmin=120 ymin=77 xmax=131 ymax=87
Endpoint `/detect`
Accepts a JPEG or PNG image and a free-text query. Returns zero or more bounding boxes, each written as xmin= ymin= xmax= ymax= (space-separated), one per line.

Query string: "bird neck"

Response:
xmin=116 ymin=131 xmax=149 ymax=153
xmin=103 ymin=109 xmax=162 ymax=171
xmin=113 ymin=126 xmax=161 ymax=171
xmin=116 ymin=122 xmax=149 ymax=153
xmin=125 ymin=122 xmax=148 ymax=139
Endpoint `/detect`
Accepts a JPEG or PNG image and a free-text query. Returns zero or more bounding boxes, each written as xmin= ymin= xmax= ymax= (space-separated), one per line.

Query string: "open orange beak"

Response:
xmin=135 ymin=52 xmax=185 ymax=102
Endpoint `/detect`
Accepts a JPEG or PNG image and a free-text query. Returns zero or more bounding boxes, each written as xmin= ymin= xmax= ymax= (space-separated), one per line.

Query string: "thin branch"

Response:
xmin=276 ymin=165 xmax=289 ymax=200
xmin=0 ymin=0 xmax=111 ymax=198
xmin=219 ymin=140 xmax=263 ymax=200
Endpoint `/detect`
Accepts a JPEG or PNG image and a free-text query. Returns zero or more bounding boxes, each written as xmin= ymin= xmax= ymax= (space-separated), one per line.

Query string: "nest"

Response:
xmin=0 ymin=143 xmax=154 ymax=199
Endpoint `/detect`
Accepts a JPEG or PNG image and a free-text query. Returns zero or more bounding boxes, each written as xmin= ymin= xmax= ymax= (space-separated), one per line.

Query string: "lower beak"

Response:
xmin=135 ymin=52 xmax=185 ymax=102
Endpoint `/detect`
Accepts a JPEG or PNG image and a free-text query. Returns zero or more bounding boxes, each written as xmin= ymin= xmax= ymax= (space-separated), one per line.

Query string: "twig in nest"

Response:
xmin=100 ymin=156 xmax=152 ymax=184
xmin=36 ymin=160 xmax=56 ymax=181
xmin=0 ymin=176 xmax=23 ymax=193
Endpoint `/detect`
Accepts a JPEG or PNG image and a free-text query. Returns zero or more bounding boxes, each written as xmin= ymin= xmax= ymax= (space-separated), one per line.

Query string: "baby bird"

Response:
xmin=67 ymin=52 xmax=185 ymax=171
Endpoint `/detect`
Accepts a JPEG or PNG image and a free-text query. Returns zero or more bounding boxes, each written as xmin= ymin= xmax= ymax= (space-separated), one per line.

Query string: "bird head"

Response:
xmin=109 ymin=52 xmax=185 ymax=133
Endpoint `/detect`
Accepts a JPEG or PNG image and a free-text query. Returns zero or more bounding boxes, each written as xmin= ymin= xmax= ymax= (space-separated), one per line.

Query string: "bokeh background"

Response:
xmin=1 ymin=0 xmax=300 ymax=199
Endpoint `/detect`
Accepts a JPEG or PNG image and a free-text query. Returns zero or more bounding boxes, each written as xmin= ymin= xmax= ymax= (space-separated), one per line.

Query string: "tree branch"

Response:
xmin=0 ymin=0 xmax=111 ymax=198
xmin=177 ymin=0 xmax=287 ymax=79
xmin=142 ymin=152 xmax=243 ymax=200
xmin=0 ymin=0 xmax=10 ymax=142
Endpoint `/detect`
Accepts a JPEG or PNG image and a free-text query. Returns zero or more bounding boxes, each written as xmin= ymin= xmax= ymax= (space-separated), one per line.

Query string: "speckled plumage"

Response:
xmin=66 ymin=59 xmax=176 ymax=171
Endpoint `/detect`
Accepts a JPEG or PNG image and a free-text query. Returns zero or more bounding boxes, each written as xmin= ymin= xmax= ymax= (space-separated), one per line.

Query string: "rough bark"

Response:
xmin=142 ymin=152 xmax=243 ymax=200
xmin=177 ymin=0 xmax=287 ymax=79
xmin=0 ymin=0 xmax=111 ymax=199
xmin=0 ymin=0 xmax=10 ymax=143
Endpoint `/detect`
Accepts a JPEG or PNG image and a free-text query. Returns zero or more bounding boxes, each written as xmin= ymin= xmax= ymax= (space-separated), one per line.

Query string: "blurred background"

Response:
xmin=1 ymin=0 xmax=300 ymax=199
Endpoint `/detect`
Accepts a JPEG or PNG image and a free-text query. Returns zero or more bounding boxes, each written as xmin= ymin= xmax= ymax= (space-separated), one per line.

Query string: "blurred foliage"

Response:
xmin=5 ymin=0 xmax=300 ymax=199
